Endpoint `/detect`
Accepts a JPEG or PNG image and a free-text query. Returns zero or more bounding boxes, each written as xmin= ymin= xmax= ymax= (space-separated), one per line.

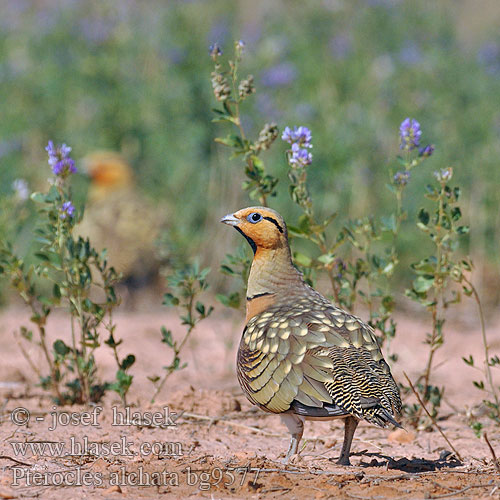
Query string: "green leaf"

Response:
xmin=473 ymin=380 xmax=485 ymax=390
xmin=20 ymin=326 xmax=33 ymax=341
xmin=53 ymin=339 xmax=70 ymax=357
xmin=413 ymin=275 xmax=435 ymax=293
xmin=321 ymin=212 xmax=338 ymax=228
xmin=45 ymin=185 xmax=60 ymax=202
xmin=396 ymin=156 xmax=407 ymax=166
xmin=163 ymin=293 xmax=179 ymax=307
xmin=34 ymin=253 xmax=50 ymax=262
xmin=216 ymin=292 xmax=240 ymax=308
xmin=121 ymin=354 xmax=136 ymax=371
xmin=109 ymin=370 xmax=133 ymax=396
xmin=411 ymin=257 xmax=436 ymax=274
xmin=380 ymin=214 xmax=397 ymax=233
xmin=317 ymin=253 xmax=335 ymax=266
xmin=30 ymin=192 xmax=47 ymax=204
xmin=160 ymin=326 xmax=174 ymax=347
xmin=462 ymin=355 xmax=474 ymax=366
xmin=214 ymin=134 xmax=244 ymax=149
xmin=287 ymin=225 xmax=309 ymax=239
xmin=417 ymin=208 xmax=430 ymax=226
xmin=294 ymin=252 xmax=312 ymax=267
xmin=451 ymin=207 xmax=462 ymax=221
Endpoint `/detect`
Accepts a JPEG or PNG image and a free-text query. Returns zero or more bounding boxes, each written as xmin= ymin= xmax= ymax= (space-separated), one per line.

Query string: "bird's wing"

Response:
xmin=237 ymin=300 xmax=401 ymax=427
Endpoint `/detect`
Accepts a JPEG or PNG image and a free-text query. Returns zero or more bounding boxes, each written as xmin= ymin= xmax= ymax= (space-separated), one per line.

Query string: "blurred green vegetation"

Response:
xmin=1 ymin=0 xmax=500 ymax=304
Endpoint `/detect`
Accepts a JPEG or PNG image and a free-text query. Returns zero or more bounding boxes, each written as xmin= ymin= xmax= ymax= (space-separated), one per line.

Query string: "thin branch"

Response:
xmin=0 ymin=455 xmax=33 ymax=467
xmin=13 ymin=330 xmax=41 ymax=378
xmin=428 ymin=483 xmax=495 ymax=499
xmin=150 ymin=322 xmax=195 ymax=404
xmin=463 ymin=275 xmax=500 ymax=418
xmin=484 ymin=432 xmax=500 ymax=473
xmin=403 ymin=372 xmax=462 ymax=462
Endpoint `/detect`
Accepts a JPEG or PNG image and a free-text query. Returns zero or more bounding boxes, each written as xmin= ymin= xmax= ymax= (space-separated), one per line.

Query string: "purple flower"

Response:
xmin=281 ymin=126 xmax=295 ymax=143
xmin=399 ymin=118 xmax=422 ymax=150
xmin=419 ymin=144 xmax=434 ymax=157
xmin=281 ymin=125 xmax=312 ymax=148
xmin=45 ymin=141 xmax=76 ymax=176
xmin=60 ymin=201 xmax=75 ymax=219
xmin=52 ymin=158 xmax=76 ymax=176
xmin=290 ymin=143 xmax=312 ymax=165
xmin=282 ymin=125 xmax=313 ymax=167
xmin=434 ymin=167 xmax=453 ymax=182
xmin=296 ymin=126 xmax=312 ymax=146
xmin=393 ymin=170 xmax=410 ymax=186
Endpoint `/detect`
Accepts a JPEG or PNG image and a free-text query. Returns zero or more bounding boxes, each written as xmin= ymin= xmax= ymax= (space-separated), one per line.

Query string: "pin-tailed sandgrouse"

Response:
xmin=221 ymin=206 xmax=402 ymax=465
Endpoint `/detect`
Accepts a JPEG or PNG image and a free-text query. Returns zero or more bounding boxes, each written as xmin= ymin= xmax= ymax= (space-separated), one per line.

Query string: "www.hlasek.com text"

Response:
xmin=10 ymin=437 xmax=183 ymax=458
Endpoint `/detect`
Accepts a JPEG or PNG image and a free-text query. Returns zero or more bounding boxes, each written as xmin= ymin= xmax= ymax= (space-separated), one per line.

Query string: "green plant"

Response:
xmin=0 ymin=142 xmax=134 ymax=405
xmin=212 ymin=44 xmax=446 ymax=369
xmin=210 ymin=41 xmax=279 ymax=207
xmin=462 ymin=277 xmax=500 ymax=425
xmin=149 ymin=262 xmax=213 ymax=403
xmin=404 ymin=166 xmax=471 ymax=426
xmin=210 ymin=41 xmax=488 ymax=432
xmin=210 ymin=41 xmax=280 ymax=309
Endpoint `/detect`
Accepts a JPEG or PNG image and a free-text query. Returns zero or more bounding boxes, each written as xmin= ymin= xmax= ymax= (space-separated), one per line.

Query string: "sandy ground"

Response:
xmin=1 ymin=304 xmax=500 ymax=499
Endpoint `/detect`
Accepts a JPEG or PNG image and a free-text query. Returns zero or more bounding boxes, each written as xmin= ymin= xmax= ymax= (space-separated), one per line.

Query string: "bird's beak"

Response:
xmin=220 ymin=213 xmax=240 ymax=226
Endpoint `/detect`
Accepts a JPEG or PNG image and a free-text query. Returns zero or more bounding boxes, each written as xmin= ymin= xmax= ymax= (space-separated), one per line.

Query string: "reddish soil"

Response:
xmin=1 ymin=305 xmax=500 ymax=499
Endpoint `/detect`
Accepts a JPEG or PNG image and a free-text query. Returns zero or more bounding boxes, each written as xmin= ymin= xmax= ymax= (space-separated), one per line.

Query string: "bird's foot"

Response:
xmin=280 ymin=452 xmax=300 ymax=465
xmin=335 ymin=456 xmax=352 ymax=466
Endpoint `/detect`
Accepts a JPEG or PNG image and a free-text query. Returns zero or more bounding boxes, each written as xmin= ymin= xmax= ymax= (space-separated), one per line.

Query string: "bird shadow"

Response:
xmin=350 ymin=450 xmax=462 ymax=472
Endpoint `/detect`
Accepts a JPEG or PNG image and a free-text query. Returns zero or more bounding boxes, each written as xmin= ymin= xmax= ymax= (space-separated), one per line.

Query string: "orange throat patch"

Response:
xmin=245 ymin=293 xmax=276 ymax=322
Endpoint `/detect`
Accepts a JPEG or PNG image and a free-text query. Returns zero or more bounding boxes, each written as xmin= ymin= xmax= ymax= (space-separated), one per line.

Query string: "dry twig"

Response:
xmin=428 ymin=483 xmax=496 ymax=499
xmin=0 ymin=454 xmax=33 ymax=467
xmin=403 ymin=372 xmax=463 ymax=462
xmin=484 ymin=433 xmax=500 ymax=473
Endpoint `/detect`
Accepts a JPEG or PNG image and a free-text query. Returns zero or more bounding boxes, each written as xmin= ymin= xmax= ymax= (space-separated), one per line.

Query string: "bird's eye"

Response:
xmin=247 ymin=212 xmax=262 ymax=224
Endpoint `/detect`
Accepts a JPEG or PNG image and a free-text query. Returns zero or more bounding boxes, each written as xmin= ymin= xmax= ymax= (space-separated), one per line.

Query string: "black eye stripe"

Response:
xmin=263 ymin=216 xmax=283 ymax=233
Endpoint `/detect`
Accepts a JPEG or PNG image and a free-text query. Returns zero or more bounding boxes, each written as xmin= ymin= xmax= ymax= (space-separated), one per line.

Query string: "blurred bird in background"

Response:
xmin=78 ymin=151 xmax=165 ymax=305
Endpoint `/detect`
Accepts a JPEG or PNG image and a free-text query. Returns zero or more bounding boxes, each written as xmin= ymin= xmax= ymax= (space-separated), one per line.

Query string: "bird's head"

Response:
xmin=83 ymin=152 xmax=134 ymax=198
xmin=220 ymin=206 xmax=288 ymax=254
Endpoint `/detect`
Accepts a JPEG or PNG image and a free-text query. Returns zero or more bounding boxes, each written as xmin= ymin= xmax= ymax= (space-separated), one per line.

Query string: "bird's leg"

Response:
xmin=280 ymin=414 xmax=304 ymax=464
xmin=337 ymin=416 xmax=359 ymax=466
